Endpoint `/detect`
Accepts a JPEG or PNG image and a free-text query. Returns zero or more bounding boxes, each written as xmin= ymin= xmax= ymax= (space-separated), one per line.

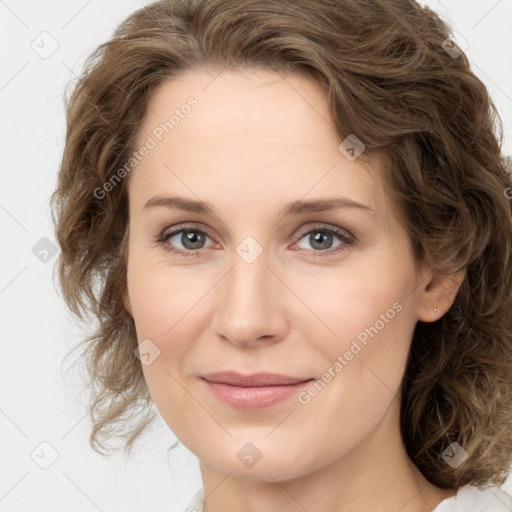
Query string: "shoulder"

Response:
xmin=433 ymin=484 xmax=512 ymax=511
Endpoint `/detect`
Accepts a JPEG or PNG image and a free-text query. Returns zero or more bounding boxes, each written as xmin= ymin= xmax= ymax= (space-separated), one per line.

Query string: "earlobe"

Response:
xmin=417 ymin=267 xmax=465 ymax=322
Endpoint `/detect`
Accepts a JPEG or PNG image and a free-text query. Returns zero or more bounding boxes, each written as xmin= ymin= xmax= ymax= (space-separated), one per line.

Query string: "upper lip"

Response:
xmin=201 ymin=371 xmax=313 ymax=387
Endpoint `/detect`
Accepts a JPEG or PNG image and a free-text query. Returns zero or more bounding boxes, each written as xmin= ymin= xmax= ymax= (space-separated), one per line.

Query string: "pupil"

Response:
xmin=311 ymin=231 xmax=332 ymax=250
xmin=183 ymin=230 xmax=204 ymax=249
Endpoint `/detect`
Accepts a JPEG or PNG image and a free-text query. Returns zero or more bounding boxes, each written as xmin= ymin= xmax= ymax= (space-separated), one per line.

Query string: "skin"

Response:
xmin=123 ymin=68 xmax=463 ymax=512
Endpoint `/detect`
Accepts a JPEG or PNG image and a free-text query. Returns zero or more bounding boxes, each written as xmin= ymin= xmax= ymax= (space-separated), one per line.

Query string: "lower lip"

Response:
xmin=202 ymin=379 xmax=313 ymax=410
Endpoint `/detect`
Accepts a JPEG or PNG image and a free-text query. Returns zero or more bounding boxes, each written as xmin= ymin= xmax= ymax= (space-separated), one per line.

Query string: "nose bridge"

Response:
xmin=212 ymin=241 xmax=286 ymax=345
xmin=229 ymin=247 xmax=270 ymax=306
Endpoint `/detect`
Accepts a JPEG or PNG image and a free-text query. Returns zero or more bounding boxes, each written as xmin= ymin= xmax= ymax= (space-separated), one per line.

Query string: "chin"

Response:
xmin=191 ymin=431 xmax=331 ymax=483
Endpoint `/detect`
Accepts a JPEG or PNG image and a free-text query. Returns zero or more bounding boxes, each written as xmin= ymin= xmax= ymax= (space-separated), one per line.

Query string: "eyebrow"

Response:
xmin=142 ymin=195 xmax=377 ymax=216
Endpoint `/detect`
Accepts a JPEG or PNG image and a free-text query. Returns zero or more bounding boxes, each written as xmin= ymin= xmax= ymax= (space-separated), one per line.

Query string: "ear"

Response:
xmin=123 ymin=290 xmax=133 ymax=318
xmin=416 ymin=265 xmax=465 ymax=322
xmin=120 ymin=227 xmax=133 ymax=318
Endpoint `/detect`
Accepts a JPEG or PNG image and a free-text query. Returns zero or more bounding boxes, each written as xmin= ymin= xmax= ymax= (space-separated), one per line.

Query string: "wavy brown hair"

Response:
xmin=51 ymin=0 xmax=512 ymax=489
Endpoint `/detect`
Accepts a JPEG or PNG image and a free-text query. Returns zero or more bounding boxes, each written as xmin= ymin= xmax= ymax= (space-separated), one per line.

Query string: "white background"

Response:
xmin=1 ymin=1 xmax=511 ymax=511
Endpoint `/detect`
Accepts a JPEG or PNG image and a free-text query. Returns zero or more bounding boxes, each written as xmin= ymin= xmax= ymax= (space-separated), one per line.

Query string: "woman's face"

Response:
xmin=124 ymin=68 xmax=437 ymax=481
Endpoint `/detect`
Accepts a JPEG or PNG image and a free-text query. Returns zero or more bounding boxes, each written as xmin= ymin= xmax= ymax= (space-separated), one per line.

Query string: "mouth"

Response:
xmin=200 ymin=371 xmax=315 ymax=410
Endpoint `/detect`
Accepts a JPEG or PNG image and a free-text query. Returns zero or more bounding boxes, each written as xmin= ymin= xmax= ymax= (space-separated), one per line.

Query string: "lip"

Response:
xmin=201 ymin=371 xmax=314 ymax=409
xmin=202 ymin=371 xmax=311 ymax=386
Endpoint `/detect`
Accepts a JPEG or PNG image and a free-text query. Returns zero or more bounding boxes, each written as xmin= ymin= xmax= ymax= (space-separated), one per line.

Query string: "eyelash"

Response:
xmin=156 ymin=223 xmax=355 ymax=259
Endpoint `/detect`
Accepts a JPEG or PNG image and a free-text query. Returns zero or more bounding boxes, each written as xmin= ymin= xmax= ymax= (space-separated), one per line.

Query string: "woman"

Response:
xmin=51 ymin=0 xmax=512 ymax=510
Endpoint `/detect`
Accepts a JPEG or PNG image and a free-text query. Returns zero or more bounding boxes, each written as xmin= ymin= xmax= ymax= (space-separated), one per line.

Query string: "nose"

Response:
xmin=210 ymin=247 xmax=289 ymax=348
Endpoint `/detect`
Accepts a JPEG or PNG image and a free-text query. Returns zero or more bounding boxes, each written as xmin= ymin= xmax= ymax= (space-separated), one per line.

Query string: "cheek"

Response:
xmin=291 ymin=249 xmax=419 ymax=422
xmin=126 ymin=255 xmax=204 ymax=432
xmin=126 ymin=250 xmax=204 ymax=341
xmin=125 ymin=250 xmax=216 ymax=408
xmin=290 ymin=275 xmax=416 ymax=468
xmin=292 ymin=252 xmax=417 ymax=358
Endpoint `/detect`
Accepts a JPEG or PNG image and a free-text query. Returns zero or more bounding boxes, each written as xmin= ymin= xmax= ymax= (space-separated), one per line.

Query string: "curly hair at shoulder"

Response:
xmin=51 ymin=0 xmax=512 ymax=488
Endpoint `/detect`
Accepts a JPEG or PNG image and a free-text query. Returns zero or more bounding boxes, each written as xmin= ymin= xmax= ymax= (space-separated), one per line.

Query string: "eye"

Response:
xmin=157 ymin=223 xmax=355 ymax=258
xmin=293 ymin=224 xmax=354 ymax=256
xmin=158 ymin=225 xmax=215 ymax=256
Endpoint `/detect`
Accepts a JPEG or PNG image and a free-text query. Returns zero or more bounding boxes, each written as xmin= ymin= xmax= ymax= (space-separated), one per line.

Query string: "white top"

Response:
xmin=432 ymin=485 xmax=512 ymax=511
xmin=185 ymin=485 xmax=512 ymax=511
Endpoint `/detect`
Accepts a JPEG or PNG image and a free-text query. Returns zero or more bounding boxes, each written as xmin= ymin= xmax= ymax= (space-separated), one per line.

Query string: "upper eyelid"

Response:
xmin=162 ymin=223 xmax=216 ymax=241
xmin=296 ymin=223 xmax=353 ymax=238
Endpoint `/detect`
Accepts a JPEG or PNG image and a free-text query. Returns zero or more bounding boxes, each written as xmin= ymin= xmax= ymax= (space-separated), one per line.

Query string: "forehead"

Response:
xmin=129 ymin=68 xmax=388 ymax=220
xmin=139 ymin=67 xmax=336 ymax=151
